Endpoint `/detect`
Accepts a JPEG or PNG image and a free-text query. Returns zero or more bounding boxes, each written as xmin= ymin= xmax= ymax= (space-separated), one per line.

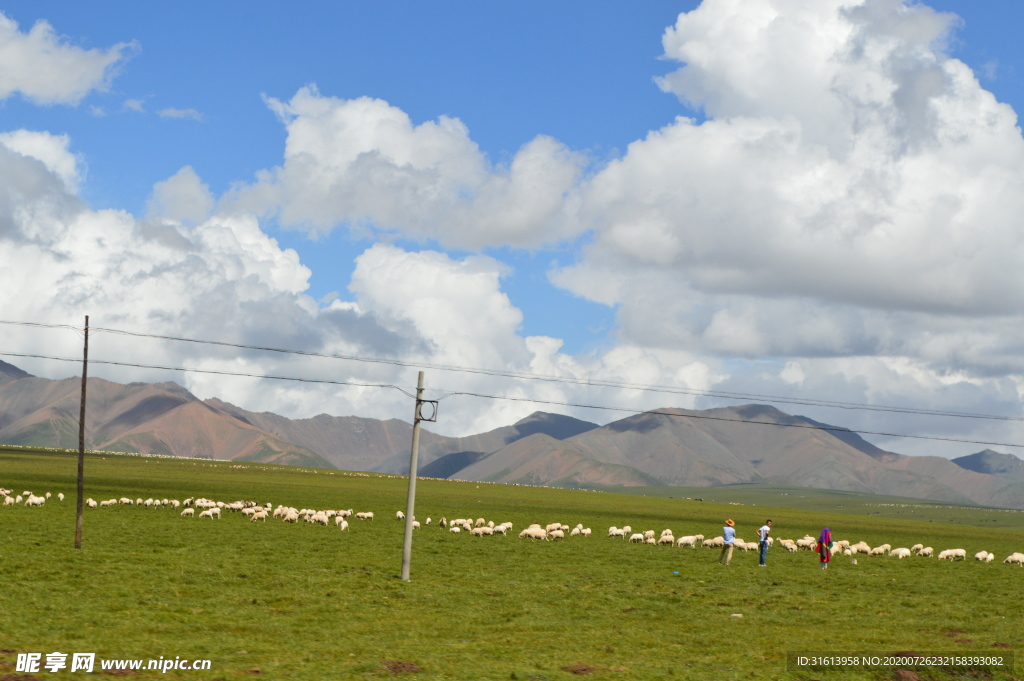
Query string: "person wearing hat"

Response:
xmin=718 ymin=519 xmax=736 ymax=566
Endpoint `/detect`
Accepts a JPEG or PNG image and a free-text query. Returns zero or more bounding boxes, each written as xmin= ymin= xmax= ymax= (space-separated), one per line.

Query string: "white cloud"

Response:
xmin=551 ymin=0 xmax=1024 ymax=373
xmin=123 ymin=99 xmax=145 ymax=113
xmin=147 ymin=166 xmax=214 ymax=224
xmin=0 ymin=130 xmax=81 ymax=193
xmin=158 ymin=107 xmax=203 ymax=121
xmin=0 ymin=12 xmax=134 ymax=105
xmin=223 ymin=86 xmax=585 ymax=249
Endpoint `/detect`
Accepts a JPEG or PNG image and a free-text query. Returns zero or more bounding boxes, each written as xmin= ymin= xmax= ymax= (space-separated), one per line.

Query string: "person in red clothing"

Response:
xmin=818 ymin=527 xmax=832 ymax=569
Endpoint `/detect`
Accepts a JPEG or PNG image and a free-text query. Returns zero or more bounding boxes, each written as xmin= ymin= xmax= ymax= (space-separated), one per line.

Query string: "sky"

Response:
xmin=2 ymin=0 xmax=1024 ymax=458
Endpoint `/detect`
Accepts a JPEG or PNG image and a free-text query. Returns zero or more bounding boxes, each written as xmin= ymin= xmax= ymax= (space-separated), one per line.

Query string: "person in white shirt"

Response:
xmin=718 ymin=519 xmax=736 ymax=566
xmin=757 ymin=519 xmax=772 ymax=566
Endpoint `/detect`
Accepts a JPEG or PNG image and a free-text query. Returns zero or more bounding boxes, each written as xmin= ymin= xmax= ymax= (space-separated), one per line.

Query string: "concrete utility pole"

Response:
xmin=75 ymin=315 xmax=88 ymax=549
xmin=401 ymin=371 xmax=431 ymax=581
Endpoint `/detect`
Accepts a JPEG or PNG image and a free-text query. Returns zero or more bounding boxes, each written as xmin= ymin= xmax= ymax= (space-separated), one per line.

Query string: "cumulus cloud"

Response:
xmin=551 ymin=0 xmax=1024 ymax=377
xmin=0 ymin=12 xmax=134 ymax=105
xmin=0 ymin=130 xmax=81 ymax=193
xmin=147 ymin=166 xmax=214 ymax=224
xmin=223 ymin=86 xmax=586 ymax=249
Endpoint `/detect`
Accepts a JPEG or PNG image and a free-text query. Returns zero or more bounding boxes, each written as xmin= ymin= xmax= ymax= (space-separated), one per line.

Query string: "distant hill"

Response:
xmin=3 ymin=359 xmax=1024 ymax=508
xmin=454 ymin=405 xmax=1017 ymax=508
xmin=953 ymin=449 xmax=1024 ymax=481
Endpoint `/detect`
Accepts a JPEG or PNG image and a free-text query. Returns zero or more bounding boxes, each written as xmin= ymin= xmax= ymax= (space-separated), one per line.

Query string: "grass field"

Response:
xmin=1 ymin=447 xmax=1022 ymax=681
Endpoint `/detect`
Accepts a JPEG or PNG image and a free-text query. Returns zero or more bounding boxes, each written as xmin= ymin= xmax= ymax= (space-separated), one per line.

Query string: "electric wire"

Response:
xmin=0 ymin=318 xmax=1019 ymax=425
xmin=0 ymin=351 xmax=417 ymax=398
xmin=2 ymin=348 xmax=1021 ymax=450
xmin=436 ymin=390 xmax=1024 ymax=449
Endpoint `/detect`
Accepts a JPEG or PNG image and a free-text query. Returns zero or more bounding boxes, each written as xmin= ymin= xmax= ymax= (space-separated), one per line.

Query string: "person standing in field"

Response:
xmin=758 ymin=519 xmax=772 ymax=567
xmin=818 ymin=527 xmax=832 ymax=569
xmin=718 ymin=519 xmax=736 ymax=566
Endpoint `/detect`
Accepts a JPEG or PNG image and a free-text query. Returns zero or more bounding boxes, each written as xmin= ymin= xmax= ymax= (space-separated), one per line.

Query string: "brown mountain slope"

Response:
xmin=451 ymin=433 xmax=662 ymax=487
xmin=454 ymin=406 xmax=1011 ymax=507
xmin=205 ymin=399 xmax=599 ymax=473
xmin=0 ymin=370 xmax=330 ymax=467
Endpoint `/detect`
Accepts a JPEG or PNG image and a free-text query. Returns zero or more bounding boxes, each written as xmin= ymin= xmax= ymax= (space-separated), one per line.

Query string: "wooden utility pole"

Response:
xmin=74 ymin=315 xmax=88 ymax=549
xmin=401 ymin=371 xmax=426 ymax=581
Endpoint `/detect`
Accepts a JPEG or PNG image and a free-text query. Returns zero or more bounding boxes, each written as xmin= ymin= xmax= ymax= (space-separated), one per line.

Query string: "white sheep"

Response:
xmin=425 ymin=517 xmax=431 ymax=525
xmin=581 ymin=528 xmax=591 ymax=537
xmin=643 ymin=530 xmax=656 ymax=540
xmin=549 ymin=529 xmax=565 ymax=540
xmin=868 ymin=546 xmax=888 ymax=556
xmin=658 ymin=534 xmax=675 ymax=545
xmin=545 ymin=523 xmax=562 ymax=533
xmin=622 ymin=525 xmax=632 ymax=535
xmin=1002 ymin=552 xmax=1024 ymax=565
xmin=889 ymin=548 xmax=911 ymax=559
xmin=937 ymin=549 xmax=966 ymax=561
xmin=283 ymin=510 xmax=299 ymax=523
xmin=676 ymin=535 xmax=697 ymax=548
xmin=44 ymin=492 xmax=51 ymax=499
xmin=974 ymin=550 xmax=990 ymax=562
xmin=570 ymin=527 xmax=581 ymax=537
xmin=607 ymin=526 xmax=620 ymax=537
xmin=86 ymin=498 xmax=97 ymax=508
xmin=396 ymin=511 xmax=405 ymax=520
xmin=450 ymin=526 xmax=462 ymax=534
xmin=476 ymin=517 xmax=486 ymax=527
xmin=918 ymin=547 xmax=933 ymax=557
xmin=910 ymin=544 xmax=924 ymax=554
xmin=2 ymin=496 xmax=13 ymax=506
xmin=250 ymin=510 xmax=268 ymax=522
xmin=644 ymin=536 xmax=656 ymax=545
xmin=338 ymin=519 xmax=349 ymax=531
xmin=518 ymin=527 xmax=547 ymax=540
xmin=198 ymin=509 xmax=215 ymax=519
xmin=412 ymin=521 xmax=421 ymax=530
xmin=180 ymin=508 xmax=194 ymax=517
xmin=629 ymin=533 xmax=645 ymax=543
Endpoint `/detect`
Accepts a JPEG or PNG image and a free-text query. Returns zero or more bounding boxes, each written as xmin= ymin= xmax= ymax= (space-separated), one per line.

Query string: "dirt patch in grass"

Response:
xmin=562 ymin=665 xmax=597 ymax=675
xmin=893 ymin=670 xmax=920 ymax=681
xmin=383 ymin=660 xmax=422 ymax=674
xmin=941 ymin=628 xmax=967 ymax=637
xmin=993 ymin=642 xmax=1012 ymax=648
xmin=1 ymin=674 xmax=42 ymax=681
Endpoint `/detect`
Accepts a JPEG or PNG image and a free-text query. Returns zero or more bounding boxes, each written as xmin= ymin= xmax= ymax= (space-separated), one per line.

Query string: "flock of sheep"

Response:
xmin=6 ymin=485 xmax=1024 ymax=566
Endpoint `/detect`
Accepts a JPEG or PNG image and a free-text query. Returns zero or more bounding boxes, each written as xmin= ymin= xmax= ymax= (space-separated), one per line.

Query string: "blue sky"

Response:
xmin=3 ymin=1 xmax=1024 ymax=455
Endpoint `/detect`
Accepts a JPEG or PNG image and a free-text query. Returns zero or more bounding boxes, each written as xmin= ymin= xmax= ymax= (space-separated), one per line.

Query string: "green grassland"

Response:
xmin=609 ymin=483 xmax=1024 ymax=529
xmin=1 ymin=446 xmax=1022 ymax=681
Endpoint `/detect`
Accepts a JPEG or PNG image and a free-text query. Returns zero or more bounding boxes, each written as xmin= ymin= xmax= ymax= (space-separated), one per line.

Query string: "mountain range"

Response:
xmin=2 ymin=359 xmax=1023 ymax=508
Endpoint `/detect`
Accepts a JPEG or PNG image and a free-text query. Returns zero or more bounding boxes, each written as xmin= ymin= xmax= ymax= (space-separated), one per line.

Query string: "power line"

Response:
xmin=0 ymin=351 xmax=416 ymax=398
xmin=2 ymin=348 xmax=1020 ymax=450
xmin=437 ymin=390 xmax=1024 ymax=450
xmin=0 ymin=317 xmax=1019 ymax=425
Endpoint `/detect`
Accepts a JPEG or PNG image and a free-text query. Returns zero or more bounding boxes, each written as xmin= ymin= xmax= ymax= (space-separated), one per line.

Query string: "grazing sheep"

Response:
xmin=910 ymin=544 xmax=924 ymax=554
xmin=518 ymin=527 xmax=546 ymax=540
xmin=476 ymin=518 xmax=486 ymax=528
xmin=975 ymin=550 xmax=991 ymax=562
xmin=548 ymin=529 xmax=565 ymax=540
xmin=439 ymin=517 xmax=447 ymax=528
xmin=889 ymin=548 xmax=912 ymax=559
xmin=938 ymin=549 xmax=966 ymax=561
xmin=45 ymin=492 xmax=51 ymax=499
xmin=198 ymin=509 xmax=215 ymax=519
xmin=608 ymin=526 xmax=619 ymax=536
xmin=796 ymin=538 xmax=817 ymax=550
xmin=14 ymin=495 xmax=22 ymax=504
xmin=425 ymin=517 xmax=431 ymax=525
xmin=2 ymin=496 xmax=13 ymax=506
xmin=181 ymin=508 xmax=194 ymax=517
xmin=676 ymin=535 xmax=697 ymax=548
xmin=629 ymin=533 xmax=645 ymax=543
xmin=1002 ymin=552 xmax=1024 ymax=565
xmin=57 ymin=493 xmax=65 ymax=502
xmin=643 ymin=530 xmax=656 ymax=540
xmin=283 ymin=511 xmax=299 ymax=523
xmin=622 ymin=525 xmax=632 ymax=535
xmin=396 ymin=511 xmax=405 ymax=520
xmin=694 ymin=534 xmax=705 ymax=543
xmin=412 ymin=521 xmax=421 ymax=530
xmin=643 ymin=536 xmax=657 ymax=544
xmin=570 ymin=527 xmax=581 ymax=537
xmin=355 ymin=511 xmax=374 ymax=520
xmin=25 ymin=495 xmax=46 ymax=507
xmin=247 ymin=509 xmax=266 ymax=521
xmin=658 ymin=534 xmax=675 ymax=545
xmin=849 ymin=541 xmax=871 ymax=555
xmin=917 ymin=547 xmax=934 ymax=557
xmin=581 ymin=528 xmax=591 ymax=537
xmin=338 ymin=519 xmax=349 ymax=531
xmin=86 ymin=498 xmax=97 ymax=508
xmin=546 ymin=523 xmax=562 ymax=533
xmin=450 ymin=526 xmax=462 ymax=534
xmin=868 ymin=546 xmax=888 ymax=556
xmin=170 ymin=500 xmax=180 ymax=508
xmin=493 ymin=525 xmax=508 ymax=535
